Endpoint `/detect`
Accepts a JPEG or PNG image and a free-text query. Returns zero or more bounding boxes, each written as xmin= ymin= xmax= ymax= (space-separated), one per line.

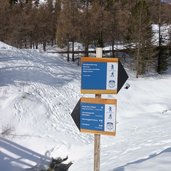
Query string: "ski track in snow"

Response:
xmin=0 ymin=45 xmax=171 ymax=171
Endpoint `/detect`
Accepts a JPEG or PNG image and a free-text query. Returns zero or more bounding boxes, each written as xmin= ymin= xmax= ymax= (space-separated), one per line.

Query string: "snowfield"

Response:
xmin=0 ymin=42 xmax=171 ymax=171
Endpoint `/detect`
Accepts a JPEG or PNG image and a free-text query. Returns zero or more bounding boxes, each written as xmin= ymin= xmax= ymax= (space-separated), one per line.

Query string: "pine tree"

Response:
xmin=89 ymin=1 xmax=110 ymax=47
xmin=9 ymin=0 xmax=17 ymax=7
xmin=156 ymin=0 xmax=171 ymax=74
xmin=0 ymin=0 xmax=10 ymax=42
xmin=128 ymin=0 xmax=154 ymax=77
xmin=56 ymin=0 xmax=80 ymax=61
xmin=79 ymin=0 xmax=94 ymax=56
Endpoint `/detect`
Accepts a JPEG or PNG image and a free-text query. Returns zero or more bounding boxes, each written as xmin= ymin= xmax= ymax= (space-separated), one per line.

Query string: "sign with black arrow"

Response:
xmin=71 ymin=99 xmax=81 ymax=130
xmin=71 ymin=98 xmax=117 ymax=136
xmin=81 ymin=57 xmax=128 ymax=94
xmin=71 ymin=57 xmax=128 ymax=135
xmin=71 ymin=52 xmax=128 ymax=171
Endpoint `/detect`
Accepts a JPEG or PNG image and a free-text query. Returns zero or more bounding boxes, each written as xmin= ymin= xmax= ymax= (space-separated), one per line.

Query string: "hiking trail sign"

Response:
xmin=81 ymin=98 xmax=117 ymax=136
xmin=71 ymin=53 xmax=128 ymax=171
xmin=71 ymin=98 xmax=117 ymax=136
xmin=81 ymin=57 xmax=128 ymax=94
xmin=71 ymin=57 xmax=128 ymax=136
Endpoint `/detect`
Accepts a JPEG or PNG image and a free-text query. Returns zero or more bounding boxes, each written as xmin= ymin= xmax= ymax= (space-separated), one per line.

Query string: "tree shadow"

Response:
xmin=113 ymin=147 xmax=171 ymax=171
xmin=0 ymin=137 xmax=50 ymax=171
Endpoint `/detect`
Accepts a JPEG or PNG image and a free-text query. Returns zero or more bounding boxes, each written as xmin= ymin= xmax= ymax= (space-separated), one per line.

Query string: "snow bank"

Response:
xmin=0 ymin=41 xmax=17 ymax=50
xmin=0 ymin=42 xmax=171 ymax=171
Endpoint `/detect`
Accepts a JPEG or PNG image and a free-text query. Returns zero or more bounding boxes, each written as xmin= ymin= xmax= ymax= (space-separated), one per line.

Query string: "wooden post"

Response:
xmin=94 ymin=132 xmax=100 ymax=171
xmin=94 ymin=47 xmax=103 ymax=171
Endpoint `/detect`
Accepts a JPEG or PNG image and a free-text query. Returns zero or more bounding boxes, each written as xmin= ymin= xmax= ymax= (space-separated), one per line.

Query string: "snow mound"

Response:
xmin=0 ymin=44 xmax=171 ymax=171
xmin=0 ymin=41 xmax=17 ymax=50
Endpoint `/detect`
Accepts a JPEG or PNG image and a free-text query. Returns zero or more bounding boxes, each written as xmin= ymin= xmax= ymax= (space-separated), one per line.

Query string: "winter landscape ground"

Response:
xmin=0 ymin=41 xmax=171 ymax=171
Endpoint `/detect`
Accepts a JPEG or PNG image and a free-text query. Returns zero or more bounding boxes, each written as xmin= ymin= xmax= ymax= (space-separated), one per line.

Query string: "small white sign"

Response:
xmin=104 ymin=104 xmax=116 ymax=132
xmin=106 ymin=62 xmax=118 ymax=90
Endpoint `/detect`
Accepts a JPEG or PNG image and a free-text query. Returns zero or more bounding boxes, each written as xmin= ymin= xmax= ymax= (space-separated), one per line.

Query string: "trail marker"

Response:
xmin=71 ymin=48 xmax=128 ymax=171
xmin=81 ymin=57 xmax=128 ymax=94
xmin=71 ymin=98 xmax=117 ymax=136
xmin=80 ymin=98 xmax=117 ymax=136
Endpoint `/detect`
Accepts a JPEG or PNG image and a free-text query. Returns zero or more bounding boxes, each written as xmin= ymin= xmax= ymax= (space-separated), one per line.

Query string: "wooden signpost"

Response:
xmin=71 ymin=47 xmax=128 ymax=171
xmin=94 ymin=48 xmax=102 ymax=171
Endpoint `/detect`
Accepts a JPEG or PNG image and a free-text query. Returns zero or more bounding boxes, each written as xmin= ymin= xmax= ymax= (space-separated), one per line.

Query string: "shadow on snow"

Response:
xmin=113 ymin=147 xmax=171 ymax=171
xmin=0 ymin=137 xmax=50 ymax=171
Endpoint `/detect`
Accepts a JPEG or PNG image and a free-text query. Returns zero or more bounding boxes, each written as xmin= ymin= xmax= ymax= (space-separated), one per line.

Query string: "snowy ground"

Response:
xmin=0 ymin=42 xmax=171 ymax=171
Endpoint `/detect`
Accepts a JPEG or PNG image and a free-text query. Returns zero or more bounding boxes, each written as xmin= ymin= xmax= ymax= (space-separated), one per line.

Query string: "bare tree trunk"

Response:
xmin=84 ymin=43 xmax=89 ymax=57
xmin=24 ymin=39 xmax=27 ymax=48
xmin=43 ymin=41 xmax=46 ymax=51
xmin=136 ymin=43 xmax=140 ymax=78
xmin=36 ymin=43 xmax=38 ymax=49
xmin=51 ymin=39 xmax=54 ymax=46
xmin=136 ymin=5 xmax=142 ymax=78
xmin=157 ymin=0 xmax=162 ymax=74
xmin=72 ymin=41 xmax=75 ymax=61
xmin=111 ymin=39 xmax=115 ymax=57
xmin=30 ymin=39 xmax=33 ymax=49
xmin=67 ymin=41 xmax=70 ymax=62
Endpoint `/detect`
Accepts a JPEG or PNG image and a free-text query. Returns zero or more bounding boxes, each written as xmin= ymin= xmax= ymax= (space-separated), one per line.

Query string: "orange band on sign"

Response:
xmin=80 ymin=129 xmax=116 ymax=136
xmin=81 ymin=57 xmax=119 ymax=63
xmin=81 ymin=57 xmax=119 ymax=94
xmin=81 ymin=97 xmax=117 ymax=105
xmin=81 ymin=89 xmax=118 ymax=94
xmin=80 ymin=98 xmax=117 ymax=136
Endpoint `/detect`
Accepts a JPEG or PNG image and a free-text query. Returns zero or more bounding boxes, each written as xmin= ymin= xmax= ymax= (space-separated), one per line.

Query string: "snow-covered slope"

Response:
xmin=0 ymin=41 xmax=17 ymax=50
xmin=0 ymin=42 xmax=171 ymax=171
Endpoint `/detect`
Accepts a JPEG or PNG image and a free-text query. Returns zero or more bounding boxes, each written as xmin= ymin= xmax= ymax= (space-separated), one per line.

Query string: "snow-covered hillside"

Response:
xmin=0 ymin=42 xmax=171 ymax=171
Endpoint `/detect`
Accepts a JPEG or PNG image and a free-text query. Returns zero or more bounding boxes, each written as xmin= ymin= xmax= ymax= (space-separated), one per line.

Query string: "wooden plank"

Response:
xmin=81 ymin=97 xmax=117 ymax=105
xmin=81 ymin=57 xmax=118 ymax=63
xmin=94 ymin=134 xmax=100 ymax=171
xmin=81 ymin=89 xmax=118 ymax=94
xmin=80 ymin=129 xmax=116 ymax=136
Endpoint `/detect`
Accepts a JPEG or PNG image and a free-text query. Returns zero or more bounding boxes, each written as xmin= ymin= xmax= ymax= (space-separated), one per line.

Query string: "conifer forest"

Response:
xmin=1 ymin=0 xmax=171 ymax=76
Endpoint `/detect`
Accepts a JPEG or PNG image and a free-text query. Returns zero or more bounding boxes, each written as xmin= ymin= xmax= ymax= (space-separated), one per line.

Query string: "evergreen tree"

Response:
xmin=156 ymin=0 xmax=171 ymax=74
xmin=0 ymin=0 xmax=10 ymax=42
xmin=128 ymin=0 xmax=154 ymax=77
xmin=79 ymin=0 xmax=94 ymax=56
xmin=56 ymin=0 xmax=80 ymax=61
xmin=89 ymin=1 xmax=110 ymax=47
xmin=9 ymin=0 xmax=18 ymax=7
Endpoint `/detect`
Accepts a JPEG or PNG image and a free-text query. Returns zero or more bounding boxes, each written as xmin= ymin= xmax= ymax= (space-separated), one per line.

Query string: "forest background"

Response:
xmin=1 ymin=0 xmax=171 ymax=77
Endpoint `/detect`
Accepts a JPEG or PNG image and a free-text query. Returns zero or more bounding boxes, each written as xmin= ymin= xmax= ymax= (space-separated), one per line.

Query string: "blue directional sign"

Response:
xmin=71 ymin=57 xmax=128 ymax=137
xmin=81 ymin=62 xmax=107 ymax=90
xmin=81 ymin=57 xmax=128 ymax=94
xmin=80 ymin=98 xmax=117 ymax=136
xmin=81 ymin=57 xmax=119 ymax=94
xmin=81 ymin=103 xmax=104 ymax=131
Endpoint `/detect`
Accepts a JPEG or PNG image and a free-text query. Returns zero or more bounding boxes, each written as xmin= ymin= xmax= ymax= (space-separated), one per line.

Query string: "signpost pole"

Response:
xmin=94 ymin=48 xmax=102 ymax=171
xmin=72 ymin=42 xmax=128 ymax=171
xmin=94 ymin=128 xmax=100 ymax=171
xmin=72 ymin=46 xmax=128 ymax=171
